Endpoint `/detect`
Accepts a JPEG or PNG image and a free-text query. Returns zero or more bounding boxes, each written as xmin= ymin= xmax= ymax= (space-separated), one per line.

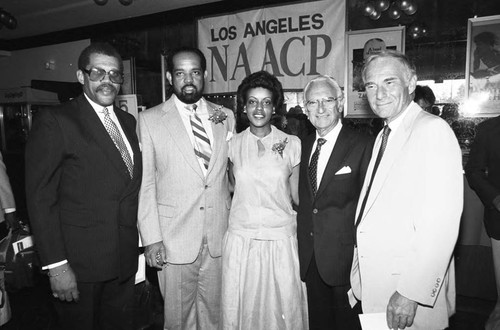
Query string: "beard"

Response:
xmin=175 ymin=84 xmax=203 ymax=104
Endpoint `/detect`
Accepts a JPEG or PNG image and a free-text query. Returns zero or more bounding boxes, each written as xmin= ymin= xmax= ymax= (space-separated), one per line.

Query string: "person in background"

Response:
xmin=351 ymin=50 xmax=463 ymax=330
xmin=413 ymin=85 xmax=436 ymax=114
xmin=465 ymin=115 xmax=500 ymax=330
xmin=297 ymin=75 xmax=373 ymax=329
xmin=221 ymin=70 xmax=307 ymax=329
xmin=25 ymin=42 xmax=142 ymax=330
xmin=0 ymin=151 xmax=16 ymax=239
xmin=138 ymin=47 xmax=235 ymax=330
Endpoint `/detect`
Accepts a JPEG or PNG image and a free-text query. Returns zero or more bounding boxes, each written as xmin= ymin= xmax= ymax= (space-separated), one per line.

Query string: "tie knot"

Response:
xmin=382 ymin=125 xmax=391 ymax=136
xmin=103 ymin=107 xmax=109 ymax=115
xmin=317 ymin=138 xmax=327 ymax=146
xmin=186 ymin=104 xmax=198 ymax=113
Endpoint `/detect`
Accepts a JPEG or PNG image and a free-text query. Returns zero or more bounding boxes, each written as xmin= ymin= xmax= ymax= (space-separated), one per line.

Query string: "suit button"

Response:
xmin=310 ymin=232 xmax=313 ymax=237
xmin=200 ymin=207 xmax=204 ymax=210
xmin=205 ymin=185 xmax=208 ymax=189
xmin=312 ymin=209 xmax=318 ymax=214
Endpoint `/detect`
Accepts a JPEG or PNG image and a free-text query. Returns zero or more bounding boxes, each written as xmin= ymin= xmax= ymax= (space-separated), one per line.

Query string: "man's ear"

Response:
xmin=166 ymin=72 xmax=172 ymax=85
xmin=204 ymin=70 xmax=208 ymax=79
xmin=76 ymin=70 xmax=85 ymax=85
xmin=407 ymin=74 xmax=418 ymax=95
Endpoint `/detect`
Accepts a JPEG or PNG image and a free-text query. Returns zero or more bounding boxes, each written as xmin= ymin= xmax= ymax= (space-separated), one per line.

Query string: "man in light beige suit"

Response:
xmin=138 ymin=47 xmax=234 ymax=330
xmin=350 ymin=51 xmax=463 ymax=330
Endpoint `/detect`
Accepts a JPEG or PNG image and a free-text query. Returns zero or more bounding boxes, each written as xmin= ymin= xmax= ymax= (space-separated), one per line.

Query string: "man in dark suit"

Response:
xmin=297 ymin=75 xmax=373 ymax=329
xmin=466 ymin=116 xmax=500 ymax=330
xmin=25 ymin=42 xmax=142 ymax=330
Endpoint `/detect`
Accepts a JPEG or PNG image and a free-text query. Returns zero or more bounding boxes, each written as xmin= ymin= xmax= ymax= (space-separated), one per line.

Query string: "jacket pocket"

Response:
xmin=158 ymin=204 xmax=176 ymax=218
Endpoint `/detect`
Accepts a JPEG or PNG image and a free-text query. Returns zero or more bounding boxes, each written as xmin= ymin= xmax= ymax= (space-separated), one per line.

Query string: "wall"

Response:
xmin=0 ymin=39 xmax=90 ymax=90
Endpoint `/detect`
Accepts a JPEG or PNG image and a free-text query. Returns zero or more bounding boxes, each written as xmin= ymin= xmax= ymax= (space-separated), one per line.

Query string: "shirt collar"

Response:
xmin=315 ymin=121 xmax=342 ymax=142
xmin=173 ymin=94 xmax=203 ymax=114
xmin=83 ymin=93 xmax=112 ymax=114
xmin=385 ymin=102 xmax=412 ymax=132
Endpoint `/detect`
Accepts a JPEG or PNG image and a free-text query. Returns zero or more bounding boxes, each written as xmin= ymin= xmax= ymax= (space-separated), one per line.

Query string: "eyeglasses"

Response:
xmin=305 ymin=97 xmax=340 ymax=112
xmin=81 ymin=67 xmax=124 ymax=84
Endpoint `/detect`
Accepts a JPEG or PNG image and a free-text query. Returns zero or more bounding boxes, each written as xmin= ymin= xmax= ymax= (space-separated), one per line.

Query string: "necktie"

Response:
xmin=308 ymin=138 xmax=327 ymax=197
xmin=355 ymin=125 xmax=391 ymax=243
xmin=188 ymin=104 xmax=212 ymax=170
xmin=102 ymin=107 xmax=134 ymax=178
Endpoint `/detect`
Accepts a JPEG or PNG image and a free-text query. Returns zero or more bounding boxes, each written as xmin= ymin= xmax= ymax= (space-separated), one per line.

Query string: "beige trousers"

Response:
xmin=158 ymin=241 xmax=222 ymax=330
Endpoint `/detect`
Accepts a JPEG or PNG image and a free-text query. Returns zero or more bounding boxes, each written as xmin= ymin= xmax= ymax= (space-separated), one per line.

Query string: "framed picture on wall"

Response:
xmin=465 ymin=15 xmax=500 ymax=117
xmin=344 ymin=26 xmax=405 ymax=118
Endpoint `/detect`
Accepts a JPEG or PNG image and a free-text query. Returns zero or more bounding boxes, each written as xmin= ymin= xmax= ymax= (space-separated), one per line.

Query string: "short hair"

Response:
xmin=78 ymin=42 xmax=123 ymax=72
xmin=236 ymin=71 xmax=284 ymax=111
xmin=362 ymin=50 xmax=416 ymax=83
xmin=166 ymin=47 xmax=207 ymax=73
xmin=474 ymin=31 xmax=498 ymax=46
xmin=414 ymin=85 xmax=436 ymax=106
xmin=303 ymin=75 xmax=343 ymax=101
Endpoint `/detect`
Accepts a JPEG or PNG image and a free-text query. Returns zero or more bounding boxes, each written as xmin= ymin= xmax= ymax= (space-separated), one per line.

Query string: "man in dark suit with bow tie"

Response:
xmin=25 ymin=42 xmax=142 ymax=330
xmin=297 ymin=75 xmax=373 ymax=329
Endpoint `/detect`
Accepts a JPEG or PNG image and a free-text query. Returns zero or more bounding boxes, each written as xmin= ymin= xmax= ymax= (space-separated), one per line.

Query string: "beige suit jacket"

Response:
xmin=351 ymin=102 xmax=463 ymax=330
xmin=138 ymin=97 xmax=235 ymax=264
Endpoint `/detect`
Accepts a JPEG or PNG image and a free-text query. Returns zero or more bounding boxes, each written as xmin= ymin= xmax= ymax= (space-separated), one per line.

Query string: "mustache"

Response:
xmin=96 ymin=83 xmax=117 ymax=93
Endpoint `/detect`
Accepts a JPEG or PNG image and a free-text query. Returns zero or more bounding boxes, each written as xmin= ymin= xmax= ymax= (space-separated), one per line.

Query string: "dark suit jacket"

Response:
xmin=297 ymin=125 xmax=373 ymax=286
xmin=25 ymin=94 xmax=142 ymax=282
xmin=465 ymin=115 xmax=500 ymax=239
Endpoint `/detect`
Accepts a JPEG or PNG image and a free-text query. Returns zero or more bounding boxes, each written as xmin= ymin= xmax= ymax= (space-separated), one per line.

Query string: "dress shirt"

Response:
xmin=174 ymin=95 xmax=215 ymax=175
xmin=309 ymin=122 xmax=343 ymax=191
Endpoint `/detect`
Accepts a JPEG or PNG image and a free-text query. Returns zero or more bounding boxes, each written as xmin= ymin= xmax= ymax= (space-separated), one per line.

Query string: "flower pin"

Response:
xmin=272 ymin=138 xmax=288 ymax=158
xmin=208 ymin=106 xmax=228 ymax=124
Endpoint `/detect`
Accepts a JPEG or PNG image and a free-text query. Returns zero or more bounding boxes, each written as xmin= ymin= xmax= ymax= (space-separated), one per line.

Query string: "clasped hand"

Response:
xmin=145 ymin=241 xmax=167 ymax=269
xmin=386 ymin=291 xmax=418 ymax=329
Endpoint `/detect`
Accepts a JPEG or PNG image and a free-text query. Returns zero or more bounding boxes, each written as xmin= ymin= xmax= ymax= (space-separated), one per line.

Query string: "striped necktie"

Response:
xmin=102 ymin=107 xmax=134 ymax=178
xmin=187 ymin=104 xmax=212 ymax=170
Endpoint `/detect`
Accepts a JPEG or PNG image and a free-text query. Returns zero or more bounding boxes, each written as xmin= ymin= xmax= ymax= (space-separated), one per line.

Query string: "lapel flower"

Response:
xmin=208 ymin=105 xmax=228 ymax=124
xmin=272 ymin=138 xmax=288 ymax=158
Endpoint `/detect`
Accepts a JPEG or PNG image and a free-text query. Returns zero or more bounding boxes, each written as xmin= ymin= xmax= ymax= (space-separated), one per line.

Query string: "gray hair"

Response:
xmin=362 ymin=50 xmax=416 ymax=83
xmin=303 ymin=75 xmax=343 ymax=100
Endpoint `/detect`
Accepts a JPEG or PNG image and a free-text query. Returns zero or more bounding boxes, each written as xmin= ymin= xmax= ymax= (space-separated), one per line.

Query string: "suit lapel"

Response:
xmin=160 ymin=99 xmax=204 ymax=179
xmin=77 ymin=96 xmax=130 ymax=181
xmin=316 ymin=126 xmax=353 ymax=197
xmin=114 ymin=106 xmax=142 ymax=188
xmin=206 ymin=101 xmax=224 ymax=177
xmin=360 ymin=103 xmax=421 ymax=222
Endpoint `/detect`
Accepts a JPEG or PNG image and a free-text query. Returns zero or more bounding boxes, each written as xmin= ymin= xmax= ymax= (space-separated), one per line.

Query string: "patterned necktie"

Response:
xmin=102 ymin=107 xmax=134 ymax=178
xmin=355 ymin=125 xmax=391 ymax=243
xmin=188 ymin=104 xmax=212 ymax=170
xmin=308 ymin=138 xmax=327 ymax=197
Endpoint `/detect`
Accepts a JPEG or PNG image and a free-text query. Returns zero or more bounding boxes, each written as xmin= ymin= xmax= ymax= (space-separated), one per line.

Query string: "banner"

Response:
xmin=197 ymin=0 xmax=345 ymax=94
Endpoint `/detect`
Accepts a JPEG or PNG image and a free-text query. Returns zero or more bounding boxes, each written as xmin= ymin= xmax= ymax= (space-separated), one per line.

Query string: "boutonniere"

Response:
xmin=272 ymin=138 xmax=288 ymax=158
xmin=208 ymin=106 xmax=228 ymax=124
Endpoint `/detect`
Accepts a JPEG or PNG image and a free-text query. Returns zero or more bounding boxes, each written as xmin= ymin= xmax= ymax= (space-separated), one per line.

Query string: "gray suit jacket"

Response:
xmin=138 ymin=97 xmax=235 ymax=263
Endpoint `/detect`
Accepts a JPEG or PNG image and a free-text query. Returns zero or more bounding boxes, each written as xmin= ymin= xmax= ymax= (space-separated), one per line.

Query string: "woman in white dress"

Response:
xmin=221 ymin=71 xmax=308 ymax=329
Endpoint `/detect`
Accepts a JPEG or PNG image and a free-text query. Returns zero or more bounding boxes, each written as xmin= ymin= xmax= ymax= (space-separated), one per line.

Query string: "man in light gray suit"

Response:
xmin=138 ymin=47 xmax=235 ymax=330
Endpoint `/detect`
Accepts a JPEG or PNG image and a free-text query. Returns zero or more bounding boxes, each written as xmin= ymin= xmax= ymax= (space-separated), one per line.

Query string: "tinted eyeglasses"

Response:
xmin=81 ymin=67 xmax=124 ymax=84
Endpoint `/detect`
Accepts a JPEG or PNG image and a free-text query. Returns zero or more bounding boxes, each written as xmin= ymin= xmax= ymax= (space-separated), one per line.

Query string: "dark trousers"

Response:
xmin=54 ymin=275 xmax=135 ymax=330
xmin=305 ymin=255 xmax=362 ymax=330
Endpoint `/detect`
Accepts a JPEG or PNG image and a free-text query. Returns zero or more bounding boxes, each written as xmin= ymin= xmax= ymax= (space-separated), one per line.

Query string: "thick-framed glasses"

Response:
xmin=81 ymin=67 xmax=124 ymax=84
xmin=305 ymin=97 xmax=339 ymax=112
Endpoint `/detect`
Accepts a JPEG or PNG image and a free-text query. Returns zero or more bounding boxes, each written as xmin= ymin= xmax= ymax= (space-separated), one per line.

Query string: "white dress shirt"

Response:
xmin=309 ymin=122 xmax=343 ymax=191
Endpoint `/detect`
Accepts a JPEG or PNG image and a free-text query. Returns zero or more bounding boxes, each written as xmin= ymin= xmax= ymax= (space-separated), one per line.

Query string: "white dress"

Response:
xmin=221 ymin=126 xmax=308 ymax=329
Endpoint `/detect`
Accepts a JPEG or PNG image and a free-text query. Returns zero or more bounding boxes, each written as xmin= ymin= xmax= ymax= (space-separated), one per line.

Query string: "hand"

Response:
xmin=4 ymin=212 xmax=19 ymax=229
xmin=145 ymin=242 xmax=166 ymax=269
xmin=386 ymin=291 xmax=418 ymax=329
xmin=49 ymin=264 xmax=79 ymax=302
